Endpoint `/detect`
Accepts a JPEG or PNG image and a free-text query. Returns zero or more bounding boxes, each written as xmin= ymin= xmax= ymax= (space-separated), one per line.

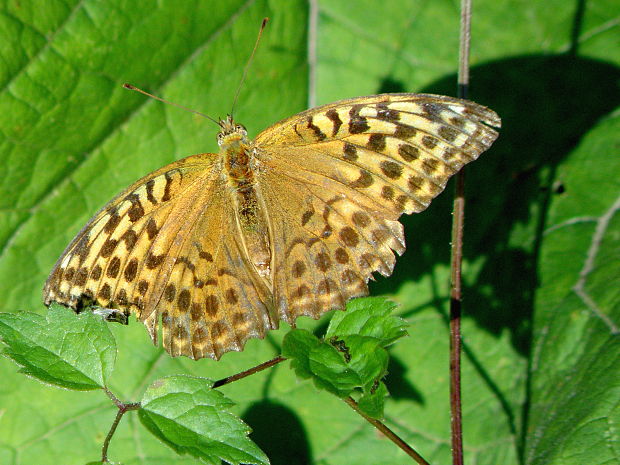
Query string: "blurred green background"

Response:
xmin=0 ymin=0 xmax=618 ymax=464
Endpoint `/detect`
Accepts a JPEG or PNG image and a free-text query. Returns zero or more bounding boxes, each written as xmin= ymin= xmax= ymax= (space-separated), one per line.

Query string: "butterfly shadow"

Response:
xmin=370 ymin=53 xmax=620 ymax=358
xmin=242 ymin=400 xmax=313 ymax=465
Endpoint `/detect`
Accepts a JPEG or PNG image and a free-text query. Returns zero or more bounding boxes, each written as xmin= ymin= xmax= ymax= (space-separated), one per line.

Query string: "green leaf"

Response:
xmin=284 ymin=328 xmax=391 ymax=418
xmin=325 ymin=296 xmax=408 ymax=346
xmin=357 ymin=381 xmax=389 ymax=420
xmin=280 ymin=326 xmax=321 ymax=380
xmin=283 ymin=329 xmax=361 ymax=397
xmin=336 ymin=335 xmax=389 ymax=394
xmin=139 ymin=375 xmax=269 ymax=465
xmin=524 ymin=113 xmax=620 ymax=465
xmin=0 ymin=303 xmax=115 ymax=390
xmin=283 ymin=297 xmax=399 ymax=417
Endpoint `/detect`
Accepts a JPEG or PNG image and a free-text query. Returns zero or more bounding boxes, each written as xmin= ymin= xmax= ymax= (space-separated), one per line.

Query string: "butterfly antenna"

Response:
xmin=230 ymin=17 xmax=269 ymax=118
xmin=123 ymin=83 xmax=219 ymax=126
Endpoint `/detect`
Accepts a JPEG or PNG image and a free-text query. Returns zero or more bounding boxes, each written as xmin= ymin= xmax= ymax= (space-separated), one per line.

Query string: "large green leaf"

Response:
xmin=524 ymin=114 xmax=620 ymax=465
xmin=139 ymin=376 xmax=269 ymax=465
xmin=0 ymin=0 xmax=618 ymax=464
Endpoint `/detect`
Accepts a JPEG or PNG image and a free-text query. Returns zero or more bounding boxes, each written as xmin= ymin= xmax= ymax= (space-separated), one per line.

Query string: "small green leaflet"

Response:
xmin=282 ymin=297 xmax=408 ymax=418
xmin=139 ymin=375 xmax=269 ymax=465
xmin=0 ymin=303 xmax=116 ymax=390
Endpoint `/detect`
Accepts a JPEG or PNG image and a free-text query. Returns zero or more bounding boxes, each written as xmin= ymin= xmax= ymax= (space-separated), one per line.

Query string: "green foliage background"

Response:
xmin=0 ymin=0 xmax=618 ymax=464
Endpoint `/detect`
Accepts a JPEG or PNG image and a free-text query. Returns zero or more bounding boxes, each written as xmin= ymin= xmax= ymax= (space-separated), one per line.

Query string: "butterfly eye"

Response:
xmin=216 ymin=132 xmax=224 ymax=145
xmin=236 ymin=124 xmax=247 ymax=135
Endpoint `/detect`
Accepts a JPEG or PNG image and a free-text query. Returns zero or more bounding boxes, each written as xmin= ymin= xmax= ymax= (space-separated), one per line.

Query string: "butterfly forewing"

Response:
xmin=256 ymin=93 xmax=499 ymax=214
xmin=44 ymin=155 xmax=211 ymax=311
xmin=44 ymin=153 xmax=276 ymax=360
xmin=44 ymin=92 xmax=500 ymax=360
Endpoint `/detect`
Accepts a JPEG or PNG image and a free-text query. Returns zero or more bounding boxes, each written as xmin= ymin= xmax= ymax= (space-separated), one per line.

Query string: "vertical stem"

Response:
xmin=307 ymin=0 xmax=319 ymax=109
xmin=101 ymin=388 xmax=141 ymax=463
xmin=101 ymin=408 xmax=125 ymax=463
xmin=457 ymin=0 xmax=471 ymax=101
xmin=450 ymin=1 xmax=472 ymax=464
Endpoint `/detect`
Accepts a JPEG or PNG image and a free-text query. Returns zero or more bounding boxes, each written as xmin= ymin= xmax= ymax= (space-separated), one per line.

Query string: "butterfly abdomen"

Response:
xmin=221 ymin=130 xmax=273 ymax=281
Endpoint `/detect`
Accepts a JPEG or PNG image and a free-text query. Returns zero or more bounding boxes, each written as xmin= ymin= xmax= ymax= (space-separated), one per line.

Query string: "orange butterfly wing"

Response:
xmin=44 ymin=154 xmax=275 ymax=360
xmin=254 ymin=94 xmax=500 ymax=323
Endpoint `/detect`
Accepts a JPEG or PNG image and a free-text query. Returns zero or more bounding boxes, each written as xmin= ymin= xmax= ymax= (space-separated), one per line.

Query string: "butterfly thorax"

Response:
xmin=218 ymin=116 xmax=273 ymax=282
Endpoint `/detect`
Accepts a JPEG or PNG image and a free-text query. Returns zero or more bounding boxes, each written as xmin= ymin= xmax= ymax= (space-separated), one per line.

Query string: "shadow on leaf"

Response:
xmin=385 ymin=356 xmax=424 ymax=403
xmin=370 ymin=54 xmax=620 ymax=359
xmin=242 ymin=400 xmax=313 ymax=465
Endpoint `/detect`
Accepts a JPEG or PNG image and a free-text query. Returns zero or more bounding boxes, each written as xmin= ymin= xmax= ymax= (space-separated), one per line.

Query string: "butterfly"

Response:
xmin=43 ymin=93 xmax=500 ymax=360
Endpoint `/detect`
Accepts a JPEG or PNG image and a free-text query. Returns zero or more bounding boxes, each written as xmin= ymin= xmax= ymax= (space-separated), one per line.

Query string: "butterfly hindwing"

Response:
xmin=259 ymin=168 xmax=405 ymax=322
xmin=151 ymin=182 xmax=275 ymax=360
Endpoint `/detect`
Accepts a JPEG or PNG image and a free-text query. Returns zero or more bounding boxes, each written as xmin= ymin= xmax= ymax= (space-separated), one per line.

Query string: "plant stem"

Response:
xmin=449 ymin=1 xmax=472 ymax=464
xmin=101 ymin=387 xmax=140 ymax=463
xmin=213 ymin=356 xmax=427 ymax=462
xmin=449 ymin=165 xmax=465 ymax=465
xmin=212 ymin=355 xmax=287 ymax=388
xmin=343 ymin=397 xmax=430 ymax=465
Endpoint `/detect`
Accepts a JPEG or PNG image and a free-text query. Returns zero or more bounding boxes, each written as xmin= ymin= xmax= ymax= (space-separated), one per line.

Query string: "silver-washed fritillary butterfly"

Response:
xmin=43 ymin=93 xmax=500 ymax=360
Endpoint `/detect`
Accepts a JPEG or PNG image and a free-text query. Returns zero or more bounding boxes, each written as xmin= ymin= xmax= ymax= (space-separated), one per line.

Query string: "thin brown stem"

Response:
xmin=104 ymin=386 xmax=123 ymax=408
xmin=213 ymin=357 xmax=427 ymax=462
xmin=343 ymin=397 xmax=430 ymax=465
xmin=449 ymin=1 xmax=472 ymax=464
xmin=101 ymin=408 xmax=124 ymax=463
xmin=457 ymin=0 xmax=471 ymax=100
xmin=101 ymin=388 xmax=141 ymax=463
xmin=212 ymin=356 xmax=287 ymax=388
xmin=449 ymin=273 xmax=464 ymax=465
xmin=449 ymin=168 xmax=465 ymax=465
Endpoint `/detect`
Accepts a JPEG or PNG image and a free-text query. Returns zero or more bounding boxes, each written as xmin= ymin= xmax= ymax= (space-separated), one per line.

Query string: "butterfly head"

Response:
xmin=217 ymin=115 xmax=248 ymax=147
